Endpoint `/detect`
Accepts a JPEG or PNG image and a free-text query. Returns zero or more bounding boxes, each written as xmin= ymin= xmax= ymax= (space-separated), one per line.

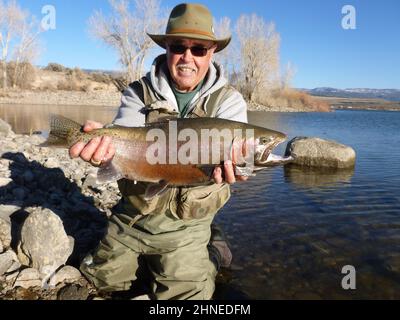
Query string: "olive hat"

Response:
xmin=147 ymin=3 xmax=231 ymax=53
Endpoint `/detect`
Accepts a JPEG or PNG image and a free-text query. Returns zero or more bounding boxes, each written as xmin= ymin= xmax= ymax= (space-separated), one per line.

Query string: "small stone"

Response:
xmin=0 ymin=218 xmax=12 ymax=252
xmin=0 ymin=205 xmax=21 ymax=222
xmin=44 ymin=157 xmax=59 ymax=169
xmin=5 ymin=270 xmax=19 ymax=283
xmin=13 ymin=268 xmax=42 ymax=289
xmin=0 ymin=250 xmax=17 ymax=275
xmin=131 ymin=294 xmax=151 ymax=300
xmin=6 ymin=260 xmax=22 ymax=274
xmin=57 ymin=284 xmax=89 ymax=300
xmin=50 ymin=266 xmax=82 ymax=286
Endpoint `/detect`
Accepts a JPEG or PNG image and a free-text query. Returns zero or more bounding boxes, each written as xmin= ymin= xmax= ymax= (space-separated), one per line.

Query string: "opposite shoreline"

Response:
xmin=0 ymin=89 xmax=328 ymax=112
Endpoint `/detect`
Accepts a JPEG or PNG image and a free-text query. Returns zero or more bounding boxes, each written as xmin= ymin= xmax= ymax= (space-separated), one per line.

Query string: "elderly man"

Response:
xmin=72 ymin=3 xmax=248 ymax=300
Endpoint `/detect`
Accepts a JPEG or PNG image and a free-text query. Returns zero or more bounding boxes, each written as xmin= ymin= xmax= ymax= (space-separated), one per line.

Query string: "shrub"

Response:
xmin=5 ymin=61 xmax=36 ymax=89
xmin=44 ymin=63 xmax=66 ymax=72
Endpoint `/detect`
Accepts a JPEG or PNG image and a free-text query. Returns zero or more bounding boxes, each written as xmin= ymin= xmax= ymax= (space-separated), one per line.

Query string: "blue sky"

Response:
xmin=16 ymin=0 xmax=400 ymax=89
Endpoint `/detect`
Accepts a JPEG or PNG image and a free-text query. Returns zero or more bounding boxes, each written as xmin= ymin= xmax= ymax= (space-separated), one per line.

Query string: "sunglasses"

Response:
xmin=168 ymin=44 xmax=213 ymax=57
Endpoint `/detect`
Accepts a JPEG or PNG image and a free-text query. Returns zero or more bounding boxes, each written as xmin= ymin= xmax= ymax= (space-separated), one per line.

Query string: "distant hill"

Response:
xmin=300 ymin=88 xmax=400 ymax=102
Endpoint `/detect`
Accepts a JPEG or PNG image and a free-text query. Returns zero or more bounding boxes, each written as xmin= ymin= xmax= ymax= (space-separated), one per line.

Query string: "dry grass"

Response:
xmin=256 ymin=88 xmax=331 ymax=112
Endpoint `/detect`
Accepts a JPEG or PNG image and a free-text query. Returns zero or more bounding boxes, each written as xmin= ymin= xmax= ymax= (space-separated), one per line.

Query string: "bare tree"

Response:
xmin=88 ymin=0 xmax=166 ymax=83
xmin=0 ymin=0 xmax=24 ymax=89
xmin=11 ymin=14 xmax=42 ymax=88
xmin=281 ymin=61 xmax=296 ymax=90
xmin=213 ymin=17 xmax=240 ymax=81
xmin=235 ymin=14 xmax=280 ymax=102
xmin=0 ymin=0 xmax=41 ymax=89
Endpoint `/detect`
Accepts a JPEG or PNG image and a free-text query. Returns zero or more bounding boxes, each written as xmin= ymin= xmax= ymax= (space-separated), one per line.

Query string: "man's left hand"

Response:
xmin=213 ymin=160 xmax=249 ymax=184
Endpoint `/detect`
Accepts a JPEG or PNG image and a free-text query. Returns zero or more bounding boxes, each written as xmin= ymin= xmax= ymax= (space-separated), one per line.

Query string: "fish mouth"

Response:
xmin=256 ymin=136 xmax=286 ymax=164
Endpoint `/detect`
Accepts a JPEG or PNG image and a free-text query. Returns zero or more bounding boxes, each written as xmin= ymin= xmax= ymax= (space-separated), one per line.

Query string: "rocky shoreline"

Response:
xmin=0 ymin=89 xmax=325 ymax=112
xmin=0 ymin=119 xmax=122 ymax=300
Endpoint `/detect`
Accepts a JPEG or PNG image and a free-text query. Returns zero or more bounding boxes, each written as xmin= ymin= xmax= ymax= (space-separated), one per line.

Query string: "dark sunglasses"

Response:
xmin=168 ymin=44 xmax=212 ymax=57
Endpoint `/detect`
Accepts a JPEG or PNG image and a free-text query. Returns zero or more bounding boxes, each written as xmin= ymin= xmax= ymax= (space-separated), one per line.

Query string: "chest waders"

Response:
xmin=80 ymin=76 xmax=236 ymax=300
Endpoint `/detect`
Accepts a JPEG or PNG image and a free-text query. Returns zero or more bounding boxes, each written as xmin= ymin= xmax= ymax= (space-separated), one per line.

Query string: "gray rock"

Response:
xmin=0 ymin=177 xmax=12 ymax=187
xmin=131 ymin=294 xmax=151 ymax=300
xmin=49 ymin=265 xmax=82 ymax=286
xmin=0 ymin=118 xmax=12 ymax=136
xmin=0 ymin=205 xmax=21 ymax=222
xmin=17 ymin=208 xmax=74 ymax=278
xmin=57 ymin=284 xmax=89 ymax=300
xmin=0 ymin=218 xmax=12 ymax=253
xmin=44 ymin=157 xmax=59 ymax=168
xmin=5 ymin=270 xmax=20 ymax=283
xmin=6 ymin=260 xmax=22 ymax=274
xmin=285 ymin=136 xmax=356 ymax=168
xmin=0 ymin=250 xmax=18 ymax=275
xmin=13 ymin=268 xmax=42 ymax=289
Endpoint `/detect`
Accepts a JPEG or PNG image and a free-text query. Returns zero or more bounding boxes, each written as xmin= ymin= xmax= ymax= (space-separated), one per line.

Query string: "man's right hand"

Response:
xmin=69 ymin=120 xmax=116 ymax=166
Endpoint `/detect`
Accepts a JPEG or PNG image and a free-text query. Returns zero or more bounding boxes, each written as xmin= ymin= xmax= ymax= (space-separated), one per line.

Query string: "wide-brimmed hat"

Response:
xmin=147 ymin=3 xmax=231 ymax=53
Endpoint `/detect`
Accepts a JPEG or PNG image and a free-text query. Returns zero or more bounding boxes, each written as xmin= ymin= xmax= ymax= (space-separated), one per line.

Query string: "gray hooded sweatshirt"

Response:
xmin=113 ymin=54 xmax=247 ymax=126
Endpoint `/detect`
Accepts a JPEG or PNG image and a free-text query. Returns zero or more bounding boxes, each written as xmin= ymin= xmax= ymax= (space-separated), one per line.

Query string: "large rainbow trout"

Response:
xmin=42 ymin=115 xmax=292 ymax=198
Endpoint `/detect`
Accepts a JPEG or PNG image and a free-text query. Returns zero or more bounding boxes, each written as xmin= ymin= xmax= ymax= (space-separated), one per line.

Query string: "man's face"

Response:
xmin=166 ymin=38 xmax=217 ymax=92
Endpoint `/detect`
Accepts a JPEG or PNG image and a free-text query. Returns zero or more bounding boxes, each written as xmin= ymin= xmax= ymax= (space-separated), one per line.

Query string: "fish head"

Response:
xmin=252 ymin=128 xmax=287 ymax=165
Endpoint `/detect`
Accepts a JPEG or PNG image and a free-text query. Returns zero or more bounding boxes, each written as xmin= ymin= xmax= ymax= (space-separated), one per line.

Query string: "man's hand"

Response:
xmin=213 ymin=160 xmax=249 ymax=184
xmin=69 ymin=120 xmax=115 ymax=166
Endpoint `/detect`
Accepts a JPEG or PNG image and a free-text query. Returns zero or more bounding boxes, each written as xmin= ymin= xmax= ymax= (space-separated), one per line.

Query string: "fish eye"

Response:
xmin=260 ymin=137 xmax=270 ymax=144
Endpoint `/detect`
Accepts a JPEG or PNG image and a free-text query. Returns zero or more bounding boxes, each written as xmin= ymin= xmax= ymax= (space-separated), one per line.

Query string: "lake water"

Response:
xmin=1 ymin=105 xmax=400 ymax=299
xmin=216 ymin=110 xmax=400 ymax=299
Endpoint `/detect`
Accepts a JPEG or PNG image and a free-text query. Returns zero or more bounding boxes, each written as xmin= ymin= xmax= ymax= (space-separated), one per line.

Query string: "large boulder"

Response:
xmin=285 ymin=137 xmax=356 ymax=169
xmin=17 ymin=208 xmax=74 ymax=279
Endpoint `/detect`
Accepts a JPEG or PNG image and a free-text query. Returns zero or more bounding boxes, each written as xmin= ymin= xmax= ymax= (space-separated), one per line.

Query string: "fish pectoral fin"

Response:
xmin=144 ymin=180 xmax=169 ymax=200
xmin=196 ymin=165 xmax=218 ymax=178
xmin=97 ymin=161 xmax=124 ymax=184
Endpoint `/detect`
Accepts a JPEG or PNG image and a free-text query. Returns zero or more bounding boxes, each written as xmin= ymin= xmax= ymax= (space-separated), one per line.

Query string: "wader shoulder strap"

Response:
xmin=137 ymin=77 xmax=160 ymax=106
xmin=190 ymin=84 xmax=234 ymax=118
xmin=135 ymin=77 xmax=177 ymax=123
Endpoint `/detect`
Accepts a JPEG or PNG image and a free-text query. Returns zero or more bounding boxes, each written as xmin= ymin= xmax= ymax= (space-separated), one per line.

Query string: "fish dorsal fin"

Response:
xmin=97 ymin=161 xmax=124 ymax=183
xmin=103 ymin=123 xmax=126 ymax=129
xmin=144 ymin=180 xmax=169 ymax=200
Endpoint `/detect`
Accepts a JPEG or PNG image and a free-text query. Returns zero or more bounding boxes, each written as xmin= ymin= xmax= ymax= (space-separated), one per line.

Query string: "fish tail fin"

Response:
xmin=40 ymin=114 xmax=82 ymax=147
